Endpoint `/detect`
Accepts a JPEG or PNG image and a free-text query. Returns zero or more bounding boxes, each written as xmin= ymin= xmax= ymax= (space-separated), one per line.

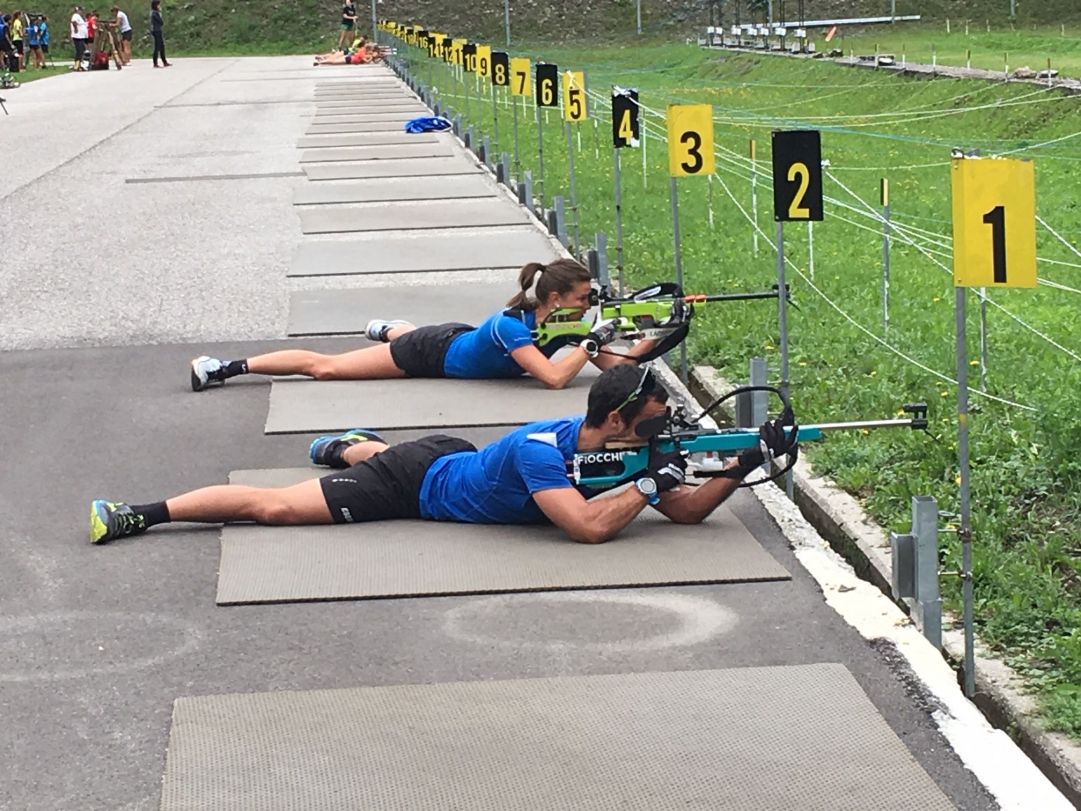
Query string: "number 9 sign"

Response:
xmin=771 ymin=130 xmax=823 ymax=222
xmin=666 ymin=104 xmax=714 ymax=178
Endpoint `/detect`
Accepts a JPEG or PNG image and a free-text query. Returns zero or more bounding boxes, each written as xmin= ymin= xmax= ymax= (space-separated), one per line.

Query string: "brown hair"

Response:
xmin=506 ymin=259 xmax=592 ymax=312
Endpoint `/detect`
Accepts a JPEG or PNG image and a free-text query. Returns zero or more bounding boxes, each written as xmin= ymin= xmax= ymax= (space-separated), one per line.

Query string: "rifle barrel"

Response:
xmin=684 ymin=291 xmax=780 ymax=303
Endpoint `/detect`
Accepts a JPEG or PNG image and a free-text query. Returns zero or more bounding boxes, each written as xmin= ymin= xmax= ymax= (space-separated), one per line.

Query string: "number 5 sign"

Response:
xmin=951 ymin=157 xmax=1037 ymax=288
xmin=666 ymin=104 xmax=714 ymax=177
xmin=771 ymin=130 xmax=823 ymax=221
xmin=562 ymin=71 xmax=587 ymax=122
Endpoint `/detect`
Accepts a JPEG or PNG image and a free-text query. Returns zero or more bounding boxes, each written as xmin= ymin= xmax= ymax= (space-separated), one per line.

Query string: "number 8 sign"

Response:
xmin=951 ymin=157 xmax=1036 ymax=288
xmin=666 ymin=104 xmax=714 ymax=178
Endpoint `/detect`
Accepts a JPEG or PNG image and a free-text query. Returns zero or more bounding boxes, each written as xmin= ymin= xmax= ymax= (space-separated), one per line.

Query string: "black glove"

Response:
xmin=645 ymin=448 xmax=688 ymax=493
xmin=588 ymin=317 xmax=620 ymax=347
xmin=736 ymin=417 xmax=797 ymax=471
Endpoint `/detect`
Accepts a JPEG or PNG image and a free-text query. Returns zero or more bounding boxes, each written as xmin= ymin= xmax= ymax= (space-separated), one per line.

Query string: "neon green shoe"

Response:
xmin=90 ymin=500 xmax=148 ymax=544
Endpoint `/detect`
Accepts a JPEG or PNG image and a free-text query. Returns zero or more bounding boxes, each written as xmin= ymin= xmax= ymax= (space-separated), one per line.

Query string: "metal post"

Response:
xmin=956 ymin=287 xmax=975 ymax=698
xmin=595 ymin=233 xmax=610 ymax=289
xmin=464 ymin=62 xmax=471 ymax=122
xmin=613 ymin=149 xmax=625 ymax=294
xmin=519 ymin=170 xmax=533 ymax=208
xmin=566 ymin=122 xmax=580 ymax=255
xmin=750 ymin=139 xmax=759 ymax=256
xmin=776 ymin=220 xmax=792 ymax=498
xmin=912 ymin=496 xmax=943 ymax=650
xmin=882 ymin=177 xmax=891 ymax=334
xmin=708 ymin=175 xmax=715 ymax=229
xmin=807 ymin=220 xmax=814 ymax=279
xmin=979 ymin=287 xmax=989 ymax=390
xmin=492 ymin=82 xmax=500 ymax=149
xmin=553 ymin=196 xmax=568 ymax=246
xmin=504 ymin=0 xmax=512 ymax=45
xmin=536 ymin=101 xmax=546 ymax=200
xmin=669 ymin=177 xmax=687 ymax=383
xmin=642 ymin=121 xmax=648 ymax=190
xmin=636 ymin=0 xmax=642 ymax=34
xmin=511 ymin=91 xmax=521 ymax=176
xmin=370 ymin=0 xmax=377 ymax=41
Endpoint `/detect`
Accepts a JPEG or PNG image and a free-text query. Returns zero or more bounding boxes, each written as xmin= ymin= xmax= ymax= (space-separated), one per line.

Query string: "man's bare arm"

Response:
xmin=651 ymin=462 xmax=745 ymax=524
xmin=532 ymin=486 xmax=649 ymax=544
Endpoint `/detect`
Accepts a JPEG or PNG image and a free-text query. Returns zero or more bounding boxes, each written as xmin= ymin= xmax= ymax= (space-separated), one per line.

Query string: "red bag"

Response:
xmin=91 ymin=51 xmax=110 ymax=70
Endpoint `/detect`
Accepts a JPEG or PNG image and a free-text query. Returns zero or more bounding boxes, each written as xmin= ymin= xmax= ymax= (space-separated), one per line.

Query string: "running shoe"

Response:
xmin=309 ymin=428 xmax=386 ymax=467
xmin=90 ymin=500 xmax=148 ymax=544
xmin=364 ymin=319 xmax=410 ymax=342
xmin=190 ymin=355 xmax=225 ymax=392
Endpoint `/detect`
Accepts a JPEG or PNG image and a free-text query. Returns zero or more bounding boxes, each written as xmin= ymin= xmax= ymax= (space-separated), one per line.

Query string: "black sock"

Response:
xmin=222 ymin=359 xmax=249 ymax=379
xmin=131 ymin=502 xmax=171 ymax=528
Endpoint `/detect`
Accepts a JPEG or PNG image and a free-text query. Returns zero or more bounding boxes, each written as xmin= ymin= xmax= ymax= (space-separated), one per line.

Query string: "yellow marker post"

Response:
xmin=951 ymin=157 xmax=1037 ymax=288
xmin=665 ymin=104 xmax=715 ymax=177
xmin=949 ymin=154 xmax=1037 ymax=700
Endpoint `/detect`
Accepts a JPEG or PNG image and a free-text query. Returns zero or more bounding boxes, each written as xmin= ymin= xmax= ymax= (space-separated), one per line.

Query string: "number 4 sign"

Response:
xmin=951 ymin=157 xmax=1037 ymax=288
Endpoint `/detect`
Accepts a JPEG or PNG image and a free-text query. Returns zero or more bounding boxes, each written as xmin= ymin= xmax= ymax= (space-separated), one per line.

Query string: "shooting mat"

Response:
xmin=297 ymin=143 xmax=455 ymax=163
xmin=304 ymin=157 xmax=484 ymax=180
xmin=292 ymin=174 xmax=495 ymax=205
xmin=297 ymin=199 xmax=531 ymax=234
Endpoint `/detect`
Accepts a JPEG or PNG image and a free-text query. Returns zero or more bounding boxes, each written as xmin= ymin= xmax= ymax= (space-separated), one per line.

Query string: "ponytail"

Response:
xmin=505 ymin=259 xmax=592 ymax=312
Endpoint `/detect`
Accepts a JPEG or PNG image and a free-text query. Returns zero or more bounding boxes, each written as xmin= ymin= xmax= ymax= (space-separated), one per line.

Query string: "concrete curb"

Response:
xmin=689 ymin=364 xmax=1081 ymax=808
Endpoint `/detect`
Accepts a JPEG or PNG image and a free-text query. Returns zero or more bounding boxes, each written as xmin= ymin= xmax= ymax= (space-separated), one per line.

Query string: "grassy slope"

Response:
xmin=410 ymin=36 xmax=1081 ymax=736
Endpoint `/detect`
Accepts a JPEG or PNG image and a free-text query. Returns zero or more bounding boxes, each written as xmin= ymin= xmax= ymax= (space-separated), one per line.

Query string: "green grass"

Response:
xmin=409 ymin=37 xmax=1081 ymax=737
xmin=3 ymin=65 xmax=69 ymax=83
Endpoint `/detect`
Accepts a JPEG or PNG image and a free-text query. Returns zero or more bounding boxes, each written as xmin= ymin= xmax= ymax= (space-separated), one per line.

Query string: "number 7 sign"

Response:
xmin=951 ymin=157 xmax=1037 ymax=288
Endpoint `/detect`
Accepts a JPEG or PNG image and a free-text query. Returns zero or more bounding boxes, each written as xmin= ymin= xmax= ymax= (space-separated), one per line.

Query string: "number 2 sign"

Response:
xmin=951 ymin=157 xmax=1036 ymax=288
xmin=771 ymin=130 xmax=823 ymax=222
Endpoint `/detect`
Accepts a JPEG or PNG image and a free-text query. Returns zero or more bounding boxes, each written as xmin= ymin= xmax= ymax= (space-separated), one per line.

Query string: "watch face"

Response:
xmin=637 ymin=477 xmax=657 ymax=496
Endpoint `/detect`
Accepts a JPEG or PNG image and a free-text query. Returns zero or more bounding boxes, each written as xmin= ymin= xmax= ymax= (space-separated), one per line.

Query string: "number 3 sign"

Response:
xmin=771 ymin=130 xmax=823 ymax=221
xmin=666 ymin=104 xmax=714 ymax=177
xmin=951 ymin=157 xmax=1037 ymax=288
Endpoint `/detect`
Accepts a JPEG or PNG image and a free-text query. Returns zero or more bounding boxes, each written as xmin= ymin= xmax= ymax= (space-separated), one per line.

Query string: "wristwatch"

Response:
xmin=578 ymin=337 xmax=599 ymax=358
xmin=634 ymin=476 xmax=660 ymax=505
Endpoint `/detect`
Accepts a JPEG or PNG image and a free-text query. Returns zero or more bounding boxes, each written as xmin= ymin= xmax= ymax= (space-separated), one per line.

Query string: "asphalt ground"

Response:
xmin=0 ymin=57 xmax=996 ymax=809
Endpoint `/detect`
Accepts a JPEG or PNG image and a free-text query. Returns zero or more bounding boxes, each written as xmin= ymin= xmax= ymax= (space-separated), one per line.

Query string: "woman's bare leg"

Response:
xmin=166 ymin=479 xmax=333 ymax=525
xmin=245 ymin=343 xmax=408 ymax=380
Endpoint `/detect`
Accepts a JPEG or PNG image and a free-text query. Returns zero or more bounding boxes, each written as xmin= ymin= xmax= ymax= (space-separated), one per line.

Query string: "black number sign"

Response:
xmin=536 ymin=63 xmax=558 ymax=108
xmin=462 ymin=43 xmax=477 ymax=73
xmin=491 ymin=51 xmax=509 ymax=86
xmin=612 ymin=89 xmax=639 ymax=148
xmin=771 ymin=130 xmax=823 ymax=222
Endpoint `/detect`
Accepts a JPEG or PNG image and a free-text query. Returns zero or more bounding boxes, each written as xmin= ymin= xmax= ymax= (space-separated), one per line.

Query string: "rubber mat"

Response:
xmin=215 ymin=478 xmax=788 ymax=603
xmin=305 ymin=157 xmax=483 ymax=180
xmin=265 ymin=373 xmax=597 ymax=433
xmin=297 ymin=199 xmax=531 ymax=234
xmin=161 ymin=664 xmax=952 ymax=810
xmin=287 ymin=283 xmax=512 ymax=335
xmin=292 ymin=175 xmax=496 ymax=205
xmin=315 ymin=102 xmax=428 ymax=113
xmin=306 ymin=121 xmax=409 ymax=134
xmin=298 ymin=143 xmax=455 ymax=163
xmin=288 ymin=228 xmax=559 ymax=276
xmin=296 ymin=132 xmax=437 ymax=149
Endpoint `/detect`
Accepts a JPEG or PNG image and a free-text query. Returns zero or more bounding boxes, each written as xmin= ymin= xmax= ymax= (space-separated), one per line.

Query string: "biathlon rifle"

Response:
xmin=534 ymin=282 xmax=788 ymax=363
xmin=570 ymin=385 xmax=929 ymax=490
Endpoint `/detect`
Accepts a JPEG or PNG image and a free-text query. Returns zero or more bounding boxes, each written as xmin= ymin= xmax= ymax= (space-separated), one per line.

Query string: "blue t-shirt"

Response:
xmin=442 ymin=309 xmax=538 ymax=379
xmin=40 ymin=22 xmax=49 ymax=44
xmin=27 ymin=24 xmax=40 ymax=46
xmin=419 ymin=417 xmax=591 ymax=523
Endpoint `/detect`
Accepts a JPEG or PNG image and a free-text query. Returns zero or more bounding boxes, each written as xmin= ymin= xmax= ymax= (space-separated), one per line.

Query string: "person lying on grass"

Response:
xmin=190 ymin=259 xmax=658 ymax=392
xmin=91 ymin=365 xmax=795 ymax=545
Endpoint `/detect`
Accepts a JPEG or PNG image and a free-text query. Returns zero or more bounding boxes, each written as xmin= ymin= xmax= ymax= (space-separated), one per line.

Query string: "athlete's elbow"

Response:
xmin=569 ymin=526 xmax=612 ymax=544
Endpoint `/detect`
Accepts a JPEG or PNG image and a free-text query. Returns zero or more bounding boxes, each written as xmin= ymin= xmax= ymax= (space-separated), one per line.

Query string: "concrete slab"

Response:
xmin=298 ymin=143 xmax=455 ymax=163
xmin=265 ymin=372 xmax=599 ymax=432
xmin=304 ymin=157 xmax=484 ymax=180
xmin=292 ymin=174 xmax=496 ymax=206
xmin=288 ymin=228 xmax=559 ymax=276
xmin=296 ymin=132 xmax=438 ymax=148
xmin=307 ymin=121 xmax=410 ymax=134
xmin=286 ymin=284 xmax=512 ymax=335
xmin=215 ymin=487 xmax=788 ymax=603
xmin=316 ymin=99 xmax=428 ymax=110
xmin=298 ymin=199 xmax=531 ymax=234
xmin=313 ymin=90 xmax=412 ymax=99
xmin=161 ymin=665 xmax=951 ymax=811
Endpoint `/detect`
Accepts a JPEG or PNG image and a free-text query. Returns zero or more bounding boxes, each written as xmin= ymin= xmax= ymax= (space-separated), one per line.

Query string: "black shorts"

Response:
xmin=41 ymin=43 xmax=49 ymax=53
xmin=320 ymin=435 xmax=476 ymax=523
xmin=389 ymin=323 xmax=473 ymax=378
xmin=121 ymin=30 xmax=132 ymax=41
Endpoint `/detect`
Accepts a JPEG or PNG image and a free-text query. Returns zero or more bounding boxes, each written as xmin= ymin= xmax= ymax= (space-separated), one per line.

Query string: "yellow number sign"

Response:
xmin=562 ymin=71 xmax=587 ymax=123
xmin=475 ymin=45 xmax=492 ymax=77
xmin=666 ymin=104 xmax=715 ymax=177
xmin=510 ymin=57 xmax=531 ymax=97
xmin=451 ymin=39 xmax=466 ymax=66
xmin=951 ymin=157 xmax=1037 ymax=288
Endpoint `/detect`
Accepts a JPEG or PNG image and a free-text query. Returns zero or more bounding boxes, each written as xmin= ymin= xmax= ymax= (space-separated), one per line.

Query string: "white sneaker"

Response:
xmin=364 ymin=319 xmax=410 ymax=342
xmin=190 ymin=356 xmax=225 ymax=392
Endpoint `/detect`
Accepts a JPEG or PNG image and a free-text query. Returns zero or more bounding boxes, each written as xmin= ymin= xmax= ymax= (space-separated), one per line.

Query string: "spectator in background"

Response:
xmin=85 ymin=8 xmax=96 ymax=47
xmin=112 ymin=6 xmax=131 ymax=64
xmin=40 ymin=15 xmax=50 ymax=62
xmin=0 ymin=15 xmax=14 ymax=74
xmin=70 ymin=5 xmax=88 ymax=70
xmin=10 ymin=10 xmax=25 ymax=71
xmin=150 ymin=0 xmax=168 ymax=67
xmin=338 ymin=0 xmax=356 ymax=50
xmin=27 ymin=14 xmax=43 ymax=68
